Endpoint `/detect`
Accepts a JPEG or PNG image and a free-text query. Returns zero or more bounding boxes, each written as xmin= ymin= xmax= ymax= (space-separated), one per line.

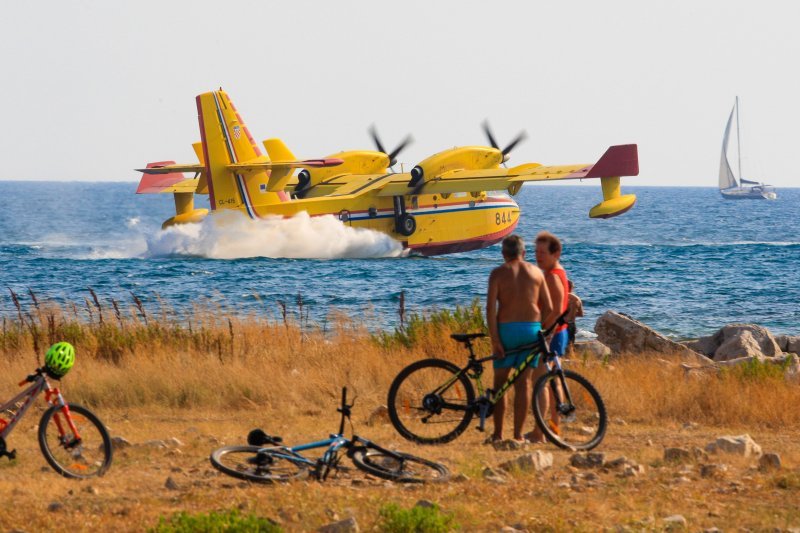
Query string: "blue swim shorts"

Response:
xmin=549 ymin=328 xmax=569 ymax=356
xmin=495 ymin=322 xmax=542 ymax=370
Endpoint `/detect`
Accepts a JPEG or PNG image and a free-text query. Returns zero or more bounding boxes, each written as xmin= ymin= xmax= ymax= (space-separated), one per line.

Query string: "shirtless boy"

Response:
xmin=486 ymin=235 xmax=553 ymax=443
xmin=527 ymin=230 xmax=569 ymax=443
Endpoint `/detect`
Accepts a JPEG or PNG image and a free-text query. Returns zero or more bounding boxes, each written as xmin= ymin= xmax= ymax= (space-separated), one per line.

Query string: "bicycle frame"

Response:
xmin=442 ymin=315 xmax=572 ymax=432
xmin=1 ymin=371 xmax=81 ymax=452
xmin=256 ymin=388 xmax=409 ymax=478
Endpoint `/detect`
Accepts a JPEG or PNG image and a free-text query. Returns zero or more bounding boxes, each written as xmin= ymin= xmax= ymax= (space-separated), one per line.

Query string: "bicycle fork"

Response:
xmin=548 ymin=359 xmax=577 ymax=422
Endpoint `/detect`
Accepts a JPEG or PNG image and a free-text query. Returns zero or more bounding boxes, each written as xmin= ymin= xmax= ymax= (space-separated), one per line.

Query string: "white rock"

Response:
xmin=663 ymin=514 xmax=687 ymax=529
xmin=499 ymin=451 xmax=553 ymax=473
xmin=705 ymin=434 xmax=762 ymax=458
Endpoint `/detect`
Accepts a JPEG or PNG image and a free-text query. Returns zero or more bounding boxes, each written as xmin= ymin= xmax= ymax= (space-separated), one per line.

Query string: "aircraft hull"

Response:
xmin=216 ymin=192 xmax=520 ymax=256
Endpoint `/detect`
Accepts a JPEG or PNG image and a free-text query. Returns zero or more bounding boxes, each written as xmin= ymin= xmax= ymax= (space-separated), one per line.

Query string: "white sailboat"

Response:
xmin=719 ymin=97 xmax=777 ymax=200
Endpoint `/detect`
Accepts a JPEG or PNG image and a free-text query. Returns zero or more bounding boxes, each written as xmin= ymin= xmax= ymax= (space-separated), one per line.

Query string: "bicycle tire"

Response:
xmin=38 ymin=403 xmax=113 ymax=478
xmin=387 ymin=358 xmax=476 ymax=445
xmin=350 ymin=445 xmax=450 ymax=483
xmin=210 ymin=445 xmax=308 ymax=483
xmin=532 ymin=369 xmax=607 ymax=451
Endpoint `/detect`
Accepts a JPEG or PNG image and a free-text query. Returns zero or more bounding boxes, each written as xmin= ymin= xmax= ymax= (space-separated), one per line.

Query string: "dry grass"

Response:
xmin=2 ymin=298 xmax=798 ymax=429
xmin=1 ymin=297 xmax=800 ymax=531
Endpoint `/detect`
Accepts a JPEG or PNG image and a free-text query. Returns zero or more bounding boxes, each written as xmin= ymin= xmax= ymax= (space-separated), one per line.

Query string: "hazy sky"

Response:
xmin=1 ymin=0 xmax=797 ymax=187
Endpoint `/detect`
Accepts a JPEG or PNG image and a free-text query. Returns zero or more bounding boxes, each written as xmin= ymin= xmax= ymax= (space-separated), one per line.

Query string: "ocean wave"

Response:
xmin=144 ymin=211 xmax=405 ymax=260
xmin=569 ymin=241 xmax=800 ymax=248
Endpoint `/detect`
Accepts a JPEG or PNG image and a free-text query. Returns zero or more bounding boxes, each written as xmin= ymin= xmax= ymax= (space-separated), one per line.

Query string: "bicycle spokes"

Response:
xmin=41 ymin=409 xmax=107 ymax=477
xmin=393 ymin=365 xmax=470 ymax=440
xmin=533 ymin=370 xmax=606 ymax=450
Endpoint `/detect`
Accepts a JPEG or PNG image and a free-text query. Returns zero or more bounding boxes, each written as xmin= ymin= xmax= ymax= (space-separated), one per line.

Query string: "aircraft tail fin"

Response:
xmin=262 ymin=138 xmax=296 ymax=161
xmin=196 ymin=90 xmax=289 ymax=216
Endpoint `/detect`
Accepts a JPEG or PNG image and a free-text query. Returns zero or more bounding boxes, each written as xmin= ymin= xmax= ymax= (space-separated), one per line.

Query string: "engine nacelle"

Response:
xmin=409 ymin=146 xmax=503 ymax=188
xmin=305 ymin=150 xmax=391 ymax=185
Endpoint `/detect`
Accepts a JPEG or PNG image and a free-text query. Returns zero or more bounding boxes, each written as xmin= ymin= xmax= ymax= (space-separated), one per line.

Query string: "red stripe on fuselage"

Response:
xmin=407 ymin=220 xmax=518 ymax=256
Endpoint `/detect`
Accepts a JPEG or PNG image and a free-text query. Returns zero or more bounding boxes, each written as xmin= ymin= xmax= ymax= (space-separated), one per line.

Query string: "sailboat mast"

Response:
xmin=735 ymin=96 xmax=742 ymax=182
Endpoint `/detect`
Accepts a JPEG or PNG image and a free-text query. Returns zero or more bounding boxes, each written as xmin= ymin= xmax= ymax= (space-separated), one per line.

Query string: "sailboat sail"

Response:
xmin=718 ymin=105 xmax=738 ymax=190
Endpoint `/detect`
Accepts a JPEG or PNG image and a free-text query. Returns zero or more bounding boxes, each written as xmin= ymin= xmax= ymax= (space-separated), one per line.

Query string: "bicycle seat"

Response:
xmin=247 ymin=428 xmax=283 ymax=446
xmin=450 ymin=333 xmax=486 ymax=343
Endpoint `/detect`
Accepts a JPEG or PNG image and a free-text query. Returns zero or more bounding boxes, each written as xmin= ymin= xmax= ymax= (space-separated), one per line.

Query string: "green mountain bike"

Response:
xmin=387 ymin=315 xmax=607 ymax=450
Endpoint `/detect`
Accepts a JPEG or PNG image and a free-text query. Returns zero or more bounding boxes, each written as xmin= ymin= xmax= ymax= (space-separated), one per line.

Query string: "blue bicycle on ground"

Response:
xmin=209 ymin=387 xmax=450 ymax=483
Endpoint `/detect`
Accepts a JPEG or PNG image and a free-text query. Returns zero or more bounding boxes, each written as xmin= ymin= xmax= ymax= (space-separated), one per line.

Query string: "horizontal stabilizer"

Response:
xmin=227 ymin=158 xmax=344 ymax=173
xmin=136 ymin=161 xmax=200 ymax=194
xmin=136 ymin=163 xmax=205 ymax=175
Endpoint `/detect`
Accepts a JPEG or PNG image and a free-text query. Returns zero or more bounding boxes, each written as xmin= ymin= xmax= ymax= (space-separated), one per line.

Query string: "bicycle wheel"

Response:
xmin=350 ymin=445 xmax=450 ymax=483
xmin=532 ymin=369 xmax=606 ymax=451
xmin=210 ymin=446 xmax=308 ymax=483
xmin=387 ymin=358 xmax=475 ymax=445
xmin=38 ymin=403 xmax=112 ymax=478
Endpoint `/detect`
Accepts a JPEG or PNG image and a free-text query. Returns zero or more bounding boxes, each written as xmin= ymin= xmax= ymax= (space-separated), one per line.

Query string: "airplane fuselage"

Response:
xmin=229 ymin=188 xmax=519 ymax=256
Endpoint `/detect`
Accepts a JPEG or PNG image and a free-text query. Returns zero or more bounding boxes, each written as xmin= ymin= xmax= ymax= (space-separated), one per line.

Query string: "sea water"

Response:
xmin=0 ymin=181 xmax=797 ymax=339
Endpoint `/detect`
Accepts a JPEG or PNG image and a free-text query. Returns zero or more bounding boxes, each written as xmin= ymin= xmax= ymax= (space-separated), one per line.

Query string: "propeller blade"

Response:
xmin=482 ymin=121 xmax=500 ymax=150
xmin=501 ymin=131 xmax=528 ymax=156
xmin=368 ymin=125 xmax=387 ymax=155
xmin=388 ymin=135 xmax=414 ymax=166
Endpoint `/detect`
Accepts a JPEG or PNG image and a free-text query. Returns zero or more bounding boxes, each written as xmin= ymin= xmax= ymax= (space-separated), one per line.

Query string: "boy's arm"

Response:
xmin=576 ymin=297 xmax=584 ymax=317
xmin=538 ymin=274 xmax=553 ymax=329
xmin=542 ymin=272 xmax=563 ymax=330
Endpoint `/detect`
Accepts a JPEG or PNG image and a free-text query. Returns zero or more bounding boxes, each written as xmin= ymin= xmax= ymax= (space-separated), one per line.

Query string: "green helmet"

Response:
xmin=45 ymin=342 xmax=75 ymax=377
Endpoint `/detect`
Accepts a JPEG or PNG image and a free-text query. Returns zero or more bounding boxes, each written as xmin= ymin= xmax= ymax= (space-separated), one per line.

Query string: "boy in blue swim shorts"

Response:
xmin=486 ymin=235 xmax=553 ymax=443
xmin=527 ymin=231 xmax=570 ymax=442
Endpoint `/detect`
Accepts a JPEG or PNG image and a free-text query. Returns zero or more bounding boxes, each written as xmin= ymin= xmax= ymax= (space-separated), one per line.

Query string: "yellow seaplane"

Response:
xmin=137 ymin=89 xmax=639 ymax=256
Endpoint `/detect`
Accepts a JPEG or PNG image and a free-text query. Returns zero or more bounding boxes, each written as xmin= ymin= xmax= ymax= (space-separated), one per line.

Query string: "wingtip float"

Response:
xmin=137 ymin=89 xmax=639 ymax=252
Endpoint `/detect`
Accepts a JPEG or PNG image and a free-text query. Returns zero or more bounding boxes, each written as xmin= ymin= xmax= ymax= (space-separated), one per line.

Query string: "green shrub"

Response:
xmin=378 ymin=502 xmax=458 ymax=533
xmin=722 ymin=357 xmax=791 ymax=382
xmin=374 ymin=298 xmax=485 ymax=348
xmin=150 ymin=509 xmax=282 ymax=533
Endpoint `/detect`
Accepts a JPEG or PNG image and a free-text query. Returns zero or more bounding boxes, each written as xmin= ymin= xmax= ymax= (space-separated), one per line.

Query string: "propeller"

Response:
xmin=369 ymin=125 xmax=413 ymax=171
xmin=482 ymin=121 xmax=527 ymax=165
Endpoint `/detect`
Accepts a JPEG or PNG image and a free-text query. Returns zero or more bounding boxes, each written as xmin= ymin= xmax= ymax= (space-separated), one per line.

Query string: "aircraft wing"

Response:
xmin=376 ymin=145 xmax=638 ymax=196
xmin=373 ymin=145 xmax=639 ymax=218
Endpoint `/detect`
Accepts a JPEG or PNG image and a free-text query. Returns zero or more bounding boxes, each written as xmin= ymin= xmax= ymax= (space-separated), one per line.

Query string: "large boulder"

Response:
xmin=776 ymin=335 xmax=800 ymax=354
xmin=595 ymin=311 xmax=710 ymax=362
xmin=714 ymin=330 xmax=767 ymax=362
xmin=573 ymin=340 xmax=612 ymax=358
xmin=687 ymin=324 xmax=782 ymax=361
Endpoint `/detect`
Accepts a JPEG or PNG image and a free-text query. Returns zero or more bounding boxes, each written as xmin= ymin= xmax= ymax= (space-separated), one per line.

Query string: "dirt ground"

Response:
xmin=1 ymin=405 xmax=799 ymax=532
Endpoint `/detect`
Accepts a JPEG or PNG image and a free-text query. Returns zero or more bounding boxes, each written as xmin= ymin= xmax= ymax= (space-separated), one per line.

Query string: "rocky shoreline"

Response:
xmin=576 ymin=310 xmax=800 ymax=378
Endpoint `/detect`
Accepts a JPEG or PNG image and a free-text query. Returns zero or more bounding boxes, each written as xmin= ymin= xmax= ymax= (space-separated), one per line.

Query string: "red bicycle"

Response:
xmin=0 ymin=366 xmax=112 ymax=478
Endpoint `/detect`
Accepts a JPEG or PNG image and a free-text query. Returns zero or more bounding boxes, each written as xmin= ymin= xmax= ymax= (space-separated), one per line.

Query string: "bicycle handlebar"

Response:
xmin=19 ymin=367 xmax=45 ymax=387
xmin=543 ymin=308 xmax=571 ymax=337
xmin=337 ymin=386 xmax=355 ymax=435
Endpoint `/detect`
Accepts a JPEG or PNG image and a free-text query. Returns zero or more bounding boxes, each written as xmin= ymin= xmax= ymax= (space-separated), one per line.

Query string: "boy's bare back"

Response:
xmin=489 ymin=260 xmax=546 ymax=323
